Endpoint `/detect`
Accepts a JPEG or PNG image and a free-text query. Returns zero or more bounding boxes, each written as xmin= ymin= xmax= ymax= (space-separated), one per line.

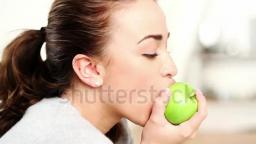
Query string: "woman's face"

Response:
xmin=102 ymin=0 xmax=177 ymax=126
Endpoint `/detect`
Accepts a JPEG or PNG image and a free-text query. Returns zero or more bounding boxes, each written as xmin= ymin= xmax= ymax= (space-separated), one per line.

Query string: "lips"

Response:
xmin=166 ymin=79 xmax=176 ymax=89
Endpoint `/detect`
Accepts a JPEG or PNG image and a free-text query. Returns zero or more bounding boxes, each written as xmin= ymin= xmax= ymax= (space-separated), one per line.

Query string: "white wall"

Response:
xmin=159 ymin=0 xmax=207 ymax=84
xmin=0 ymin=0 xmax=53 ymax=58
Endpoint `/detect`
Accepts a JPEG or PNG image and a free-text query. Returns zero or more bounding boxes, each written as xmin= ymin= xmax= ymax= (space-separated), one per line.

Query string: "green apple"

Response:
xmin=164 ymin=82 xmax=198 ymax=125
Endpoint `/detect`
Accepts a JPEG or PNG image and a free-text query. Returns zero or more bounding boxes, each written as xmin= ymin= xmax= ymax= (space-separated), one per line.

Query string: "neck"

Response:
xmin=62 ymin=84 xmax=121 ymax=134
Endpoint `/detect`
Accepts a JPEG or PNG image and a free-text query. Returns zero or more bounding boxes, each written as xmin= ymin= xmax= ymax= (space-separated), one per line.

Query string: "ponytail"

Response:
xmin=0 ymin=0 xmax=135 ymax=141
xmin=0 ymin=29 xmax=58 ymax=136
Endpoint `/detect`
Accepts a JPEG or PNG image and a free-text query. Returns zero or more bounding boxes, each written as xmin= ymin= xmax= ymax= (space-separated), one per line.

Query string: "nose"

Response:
xmin=160 ymin=55 xmax=177 ymax=79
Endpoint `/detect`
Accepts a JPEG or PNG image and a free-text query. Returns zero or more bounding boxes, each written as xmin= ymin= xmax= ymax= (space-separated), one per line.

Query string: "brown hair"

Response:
xmin=0 ymin=0 xmax=131 ymax=141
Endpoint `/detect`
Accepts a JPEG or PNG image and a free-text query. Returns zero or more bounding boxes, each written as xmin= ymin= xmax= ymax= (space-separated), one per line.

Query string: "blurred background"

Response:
xmin=1 ymin=0 xmax=256 ymax=143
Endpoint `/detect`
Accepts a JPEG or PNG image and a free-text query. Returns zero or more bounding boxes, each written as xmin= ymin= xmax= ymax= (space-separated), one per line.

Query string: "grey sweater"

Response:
xmin=0 ymin=97 xmax=133 ymax=144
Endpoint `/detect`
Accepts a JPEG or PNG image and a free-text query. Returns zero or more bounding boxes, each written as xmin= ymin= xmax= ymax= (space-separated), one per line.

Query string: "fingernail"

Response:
xmin=162 ymin=88 xmax=170 ymax=104
xmin=196 ymin=89 xmax=202 ymax=95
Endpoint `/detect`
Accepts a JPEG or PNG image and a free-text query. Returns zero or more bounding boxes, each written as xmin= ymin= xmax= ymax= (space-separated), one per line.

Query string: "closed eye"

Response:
xmin=142 ymin=53 xmax=158 ymax=59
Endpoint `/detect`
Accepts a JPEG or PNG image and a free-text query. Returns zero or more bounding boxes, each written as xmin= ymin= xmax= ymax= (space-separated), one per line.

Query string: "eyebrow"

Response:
xmin=137 ymin=32 xmax=170 ymax=44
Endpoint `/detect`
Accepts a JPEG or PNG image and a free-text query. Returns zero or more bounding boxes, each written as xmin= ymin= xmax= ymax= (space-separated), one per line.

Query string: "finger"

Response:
xmin=180 ymin=89 xmax=208 ymax=131
xmin=195 ymin=89 xmax=208 ymax=117
xmin=149 ymin=88 xmax=170 ymax=124
xmin=190 ymin=131 xmax=197 ymax=139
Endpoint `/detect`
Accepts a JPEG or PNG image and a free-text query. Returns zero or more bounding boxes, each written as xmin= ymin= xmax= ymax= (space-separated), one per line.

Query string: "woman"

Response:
xmin=0 ymin=0 xmax=207 ymax=143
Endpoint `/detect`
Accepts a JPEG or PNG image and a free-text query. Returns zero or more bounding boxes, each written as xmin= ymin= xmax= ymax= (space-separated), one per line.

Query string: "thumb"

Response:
xmin=149 ymin=88 xmax=170 ymax=124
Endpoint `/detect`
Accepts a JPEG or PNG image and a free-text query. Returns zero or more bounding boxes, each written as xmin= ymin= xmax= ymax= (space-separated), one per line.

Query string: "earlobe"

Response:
xmin=94 ymin=78 xmax=103 ymax=87
xmin=72 ymin=54 xmax=104 ymax=88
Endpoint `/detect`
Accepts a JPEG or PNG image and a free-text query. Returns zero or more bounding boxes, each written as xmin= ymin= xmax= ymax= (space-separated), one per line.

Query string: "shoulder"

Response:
xmin=0 ymin=97 xmax=113 ymax=144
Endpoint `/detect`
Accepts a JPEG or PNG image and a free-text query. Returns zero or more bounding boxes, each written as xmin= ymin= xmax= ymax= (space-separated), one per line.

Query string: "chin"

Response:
xmin=132 ymin=112 xmax=151 ymax=127
xmin=126 ymin=103 xmax=153 ymax=126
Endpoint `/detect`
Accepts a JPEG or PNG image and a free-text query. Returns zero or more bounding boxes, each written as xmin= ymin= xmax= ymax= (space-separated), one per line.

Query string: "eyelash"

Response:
xmin=143 ymin=53 xmax=158 ymax=59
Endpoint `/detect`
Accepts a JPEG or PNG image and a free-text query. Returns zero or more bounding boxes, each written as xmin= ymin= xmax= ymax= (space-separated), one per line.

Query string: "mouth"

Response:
xmin=168 ymin=79 xmax=176 ymax=86
xmin=162 ymin=79 xmax=176 ymax=94
xmin=155 ymin=79 xmax=176 ymax=98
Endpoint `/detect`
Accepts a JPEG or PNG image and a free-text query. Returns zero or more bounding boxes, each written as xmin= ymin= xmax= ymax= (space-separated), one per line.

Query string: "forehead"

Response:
xmin=110 ymin=0 xmax=168 ymax=39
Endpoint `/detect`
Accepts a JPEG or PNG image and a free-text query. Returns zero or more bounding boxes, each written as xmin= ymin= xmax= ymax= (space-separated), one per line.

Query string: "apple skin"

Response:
xmin=164 ymin=82 xmax=198 ymax=125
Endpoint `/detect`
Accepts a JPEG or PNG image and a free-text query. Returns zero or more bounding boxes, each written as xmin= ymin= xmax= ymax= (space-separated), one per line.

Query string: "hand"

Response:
xmin=141 ymin=89 xmax=208 ymax=144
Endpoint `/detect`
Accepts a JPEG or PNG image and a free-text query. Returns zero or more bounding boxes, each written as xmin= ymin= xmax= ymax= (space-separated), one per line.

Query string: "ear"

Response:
xmin=72 ymin=54 xmax=105 ymax=88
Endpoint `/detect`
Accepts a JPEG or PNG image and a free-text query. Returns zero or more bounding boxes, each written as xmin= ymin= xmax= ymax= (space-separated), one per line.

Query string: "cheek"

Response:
xmin=105 ymin=59 xmax=163 ymax=103
xmin=104 ymin=58 xmax=163 ymax=126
